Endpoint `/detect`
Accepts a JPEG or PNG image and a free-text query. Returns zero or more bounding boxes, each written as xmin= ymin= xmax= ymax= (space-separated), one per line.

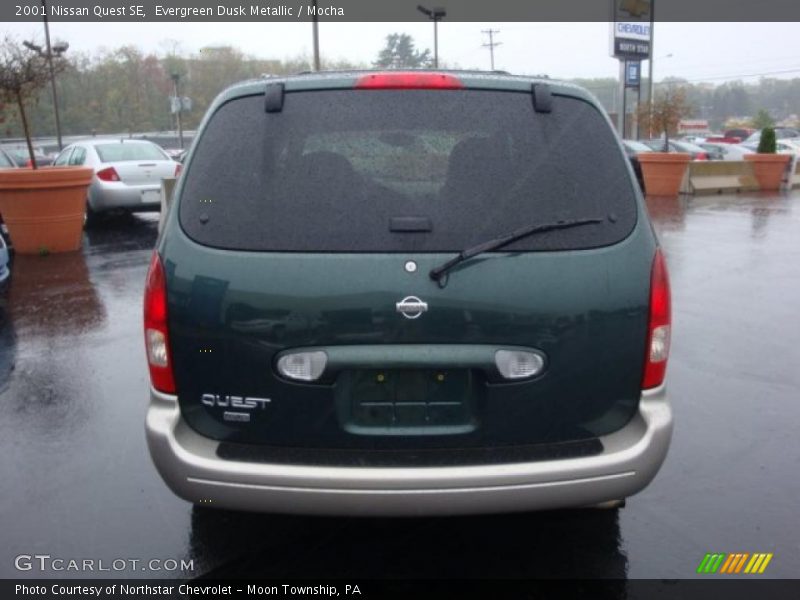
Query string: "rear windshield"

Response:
xmin=95 ymin=143 xmax=167 ymax=163
xmin=4 ymin=147 xmax=45 ymax=160
xmin=675 ymin=142 xmax=706 ymax=153
xmin=180 ymin=89 xmax=637 ymax=252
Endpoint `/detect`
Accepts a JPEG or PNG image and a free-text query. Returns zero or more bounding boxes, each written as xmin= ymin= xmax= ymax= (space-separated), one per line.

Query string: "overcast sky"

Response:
xmin=4 ymin=21 xmax=800 ymax=83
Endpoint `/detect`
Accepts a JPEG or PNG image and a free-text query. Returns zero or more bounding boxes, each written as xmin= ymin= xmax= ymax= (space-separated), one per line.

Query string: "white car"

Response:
xmin=680 ymin=135 xmax=708 ymax=144
xmin=53 ymin=139 xmax=180 ymax=224
xmin=699 ymin=143 xmax=755 ymax=161
xmin=743 ymin=128 xmax=800 ymax=145
xmin=0 ymin=234 xmax=9 ymax=293
xmin=742 ymin=139 xmax=800 ymax=156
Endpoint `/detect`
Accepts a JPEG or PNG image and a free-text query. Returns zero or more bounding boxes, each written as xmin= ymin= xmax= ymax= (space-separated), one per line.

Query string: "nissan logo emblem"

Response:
xmin=396 ymin=296 xmax=428 ymax=320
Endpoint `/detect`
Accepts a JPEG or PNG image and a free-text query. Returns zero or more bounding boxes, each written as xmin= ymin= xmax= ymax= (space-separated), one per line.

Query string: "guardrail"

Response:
xmin=680 ymin=160 xmax=759 ymax=195
xmin=678 ymin=157 xmax=799 ymax=195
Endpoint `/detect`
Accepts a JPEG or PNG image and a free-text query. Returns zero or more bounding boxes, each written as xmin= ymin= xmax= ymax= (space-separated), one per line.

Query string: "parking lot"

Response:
xmin=1 ymin=191 xmax=799 ymax=580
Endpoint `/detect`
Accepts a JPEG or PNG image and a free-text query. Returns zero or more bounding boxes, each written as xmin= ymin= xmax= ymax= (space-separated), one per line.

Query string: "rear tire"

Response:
xmin=84 ymin=202 xmax=101 ymax=229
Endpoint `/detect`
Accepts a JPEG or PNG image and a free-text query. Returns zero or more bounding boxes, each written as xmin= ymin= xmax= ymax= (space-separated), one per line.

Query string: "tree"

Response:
xmin=0 ymin=36 xmax=65 ymax=168
xmin=751 ymin=108 xmax=774 ymax=129
xmin=373 ymin=34 xmax=432 ymax=69
xmin=757 ymin=127 xmax=777 ymax=154
xmin=636 ymin=87 xmax=692 ymax=149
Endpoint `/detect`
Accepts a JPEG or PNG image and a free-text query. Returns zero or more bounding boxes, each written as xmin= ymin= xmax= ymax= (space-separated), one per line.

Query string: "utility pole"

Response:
xmin=646 ymin=3 xmax=655 ymax=138
xmin=481 ymin=29 xmax=501 ymax=71
xmin=171 ymin=73 xmax=183 ymax=150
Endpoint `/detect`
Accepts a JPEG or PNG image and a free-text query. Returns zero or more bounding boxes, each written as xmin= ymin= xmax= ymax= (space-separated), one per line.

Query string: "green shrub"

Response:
xmin=757 ymin=128 xmax=777 ymax=154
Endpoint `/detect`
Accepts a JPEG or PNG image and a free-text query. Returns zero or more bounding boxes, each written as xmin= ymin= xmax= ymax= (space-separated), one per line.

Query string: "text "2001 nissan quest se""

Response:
xmin=144 ymin=71 xmax=673 ymax=515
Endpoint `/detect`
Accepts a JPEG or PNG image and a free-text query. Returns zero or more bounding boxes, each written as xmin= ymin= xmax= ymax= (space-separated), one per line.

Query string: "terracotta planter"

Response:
xmin=0 ymin=166 xmax=93 ymax=254
xmin=744 ymin=154 xmax=791 ymax=191
xmin=638 ymin=152 xmax=691 ymax=197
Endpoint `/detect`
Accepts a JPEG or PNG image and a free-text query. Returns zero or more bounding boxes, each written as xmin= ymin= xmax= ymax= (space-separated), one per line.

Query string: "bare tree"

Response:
xmin=636 ymin=87 xmax=692 ymax=150
xmin=0 ymin=36 xmax=66 ymax=168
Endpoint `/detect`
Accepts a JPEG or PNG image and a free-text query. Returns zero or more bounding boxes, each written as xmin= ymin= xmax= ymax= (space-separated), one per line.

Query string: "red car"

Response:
xmin=0 ymin=145 xmax=54 ymax=168
xmin=723 ymin=128 xmax=755 ymax=142
xmin=705 ymin=136 xmax=743 ymax=144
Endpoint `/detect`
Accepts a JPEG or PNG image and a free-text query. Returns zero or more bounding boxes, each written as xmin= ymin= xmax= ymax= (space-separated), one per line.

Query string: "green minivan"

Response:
xmin=144 ymin=71 xmax=673 ymax=515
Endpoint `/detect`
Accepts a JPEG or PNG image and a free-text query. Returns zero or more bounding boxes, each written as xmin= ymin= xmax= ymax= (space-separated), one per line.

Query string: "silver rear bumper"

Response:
xmin=89 ymin=183 xmax=161 ymax=211
xmin=146 ymin=387 xmax=672 ymax=515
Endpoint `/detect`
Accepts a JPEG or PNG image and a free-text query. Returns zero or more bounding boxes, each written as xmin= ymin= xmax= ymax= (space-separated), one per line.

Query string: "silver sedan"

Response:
xmin=53 ymin=139 xmax=180 ymax=222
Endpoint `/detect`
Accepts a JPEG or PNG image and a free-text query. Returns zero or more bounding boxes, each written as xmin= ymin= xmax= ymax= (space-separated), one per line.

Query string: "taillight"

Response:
xmin=174 ymin=163 xmax=182 ymax=178
xmin=96 ymin=166 xmax=120 ymax=182
xmin=25 ymin=159 xmax=34 ymax=168
xmin=643 ymin=248 xmax=672 ymax=389
xmin=695 ymin=152 xmax=708 ymax=161
xmin=144 ymin=252 xmax=176 ymax=393
xmin=355 ymin=72 xmax=463 ymax=90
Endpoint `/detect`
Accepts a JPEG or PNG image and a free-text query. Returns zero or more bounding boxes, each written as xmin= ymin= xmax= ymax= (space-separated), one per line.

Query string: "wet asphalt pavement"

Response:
xmin=1 ymin=193 xmax=799 ymax=580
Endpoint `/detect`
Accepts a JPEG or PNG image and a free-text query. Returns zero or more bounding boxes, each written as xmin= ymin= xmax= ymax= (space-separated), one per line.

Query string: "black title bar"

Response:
xmin=3 ymin=0 xmax=800 ymax=22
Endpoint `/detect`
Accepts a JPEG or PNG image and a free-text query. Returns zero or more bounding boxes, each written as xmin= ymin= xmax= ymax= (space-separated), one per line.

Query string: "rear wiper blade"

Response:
xmin=429 ymin=217 xmax=605 ymax=286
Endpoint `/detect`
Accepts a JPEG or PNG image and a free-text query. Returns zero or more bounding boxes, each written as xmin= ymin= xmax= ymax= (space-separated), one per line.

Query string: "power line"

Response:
xmin=654 ymin=66 xmax=800 ymax=85
xmin=481 ymin=29 xmax=501 ymax=71
xmin=659 ymin=55 xmax=800 ymax=76
xmin=562 ymin=66 xmax=800 ymax=91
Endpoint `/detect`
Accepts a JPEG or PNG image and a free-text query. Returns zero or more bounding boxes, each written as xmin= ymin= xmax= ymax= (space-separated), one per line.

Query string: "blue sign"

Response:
xmin=625 ymin=61 xmax=641 ymax=87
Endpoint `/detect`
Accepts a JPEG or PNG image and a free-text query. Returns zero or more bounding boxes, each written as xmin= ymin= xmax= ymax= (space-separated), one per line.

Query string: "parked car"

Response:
xmin=780 ymin=139 xmax=800 ymax=153
xmin=0 ymin=234 xmax=9 ymax=295
xmin=743 ymin=128 xmax=800 ymax=145
xmin=679 ymin=135 xmax=707 ymax=144
xmin=642 ymin=139 xmax=709 ymax=160
xmin=704 ymin=136 xmax=744 ymax=144
xmin=0 ymin=148 xmax=17 ymax=169
xmin=0 ymin=144 xmax=54 ymax=168
xmin=0 ymin=148 xmax=17 ymax=245
xmin=52 ymin=139 xmax=181 ymax=224
xmin=163 ymin=148 xmax=185 ymax=161
xmin=742 ymin=139 xmax=800 ymax=156
xmin=173 ymin=148 xmax=189 ymax=163
xmin=621 ymin=139 xmax=653 ymax=191
xmin=698 ymin=144 xmax=724 ymax=160
xmin=699 ymin=142 xmax=754 ymax=161
xmin=724 ymin=128 xmax=755 ymax=141
xmin=145 ymin=71 xmax=673 ymax=515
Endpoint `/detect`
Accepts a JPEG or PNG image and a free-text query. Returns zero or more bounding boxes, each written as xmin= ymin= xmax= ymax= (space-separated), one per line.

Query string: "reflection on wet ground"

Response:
xmin=1 ymin=194 xmax=799 ymax=579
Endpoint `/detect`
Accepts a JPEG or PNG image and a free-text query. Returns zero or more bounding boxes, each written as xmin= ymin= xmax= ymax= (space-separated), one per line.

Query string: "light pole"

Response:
xmin=171 ymin=73 xmax=184 ymax=150
xmin=417 ymin=5 xmax=446 ymax=68
xmin=24 ymin=0 xmax=68 ymax=150
xmin=311 ymin=0 xmax=320 ymax=71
